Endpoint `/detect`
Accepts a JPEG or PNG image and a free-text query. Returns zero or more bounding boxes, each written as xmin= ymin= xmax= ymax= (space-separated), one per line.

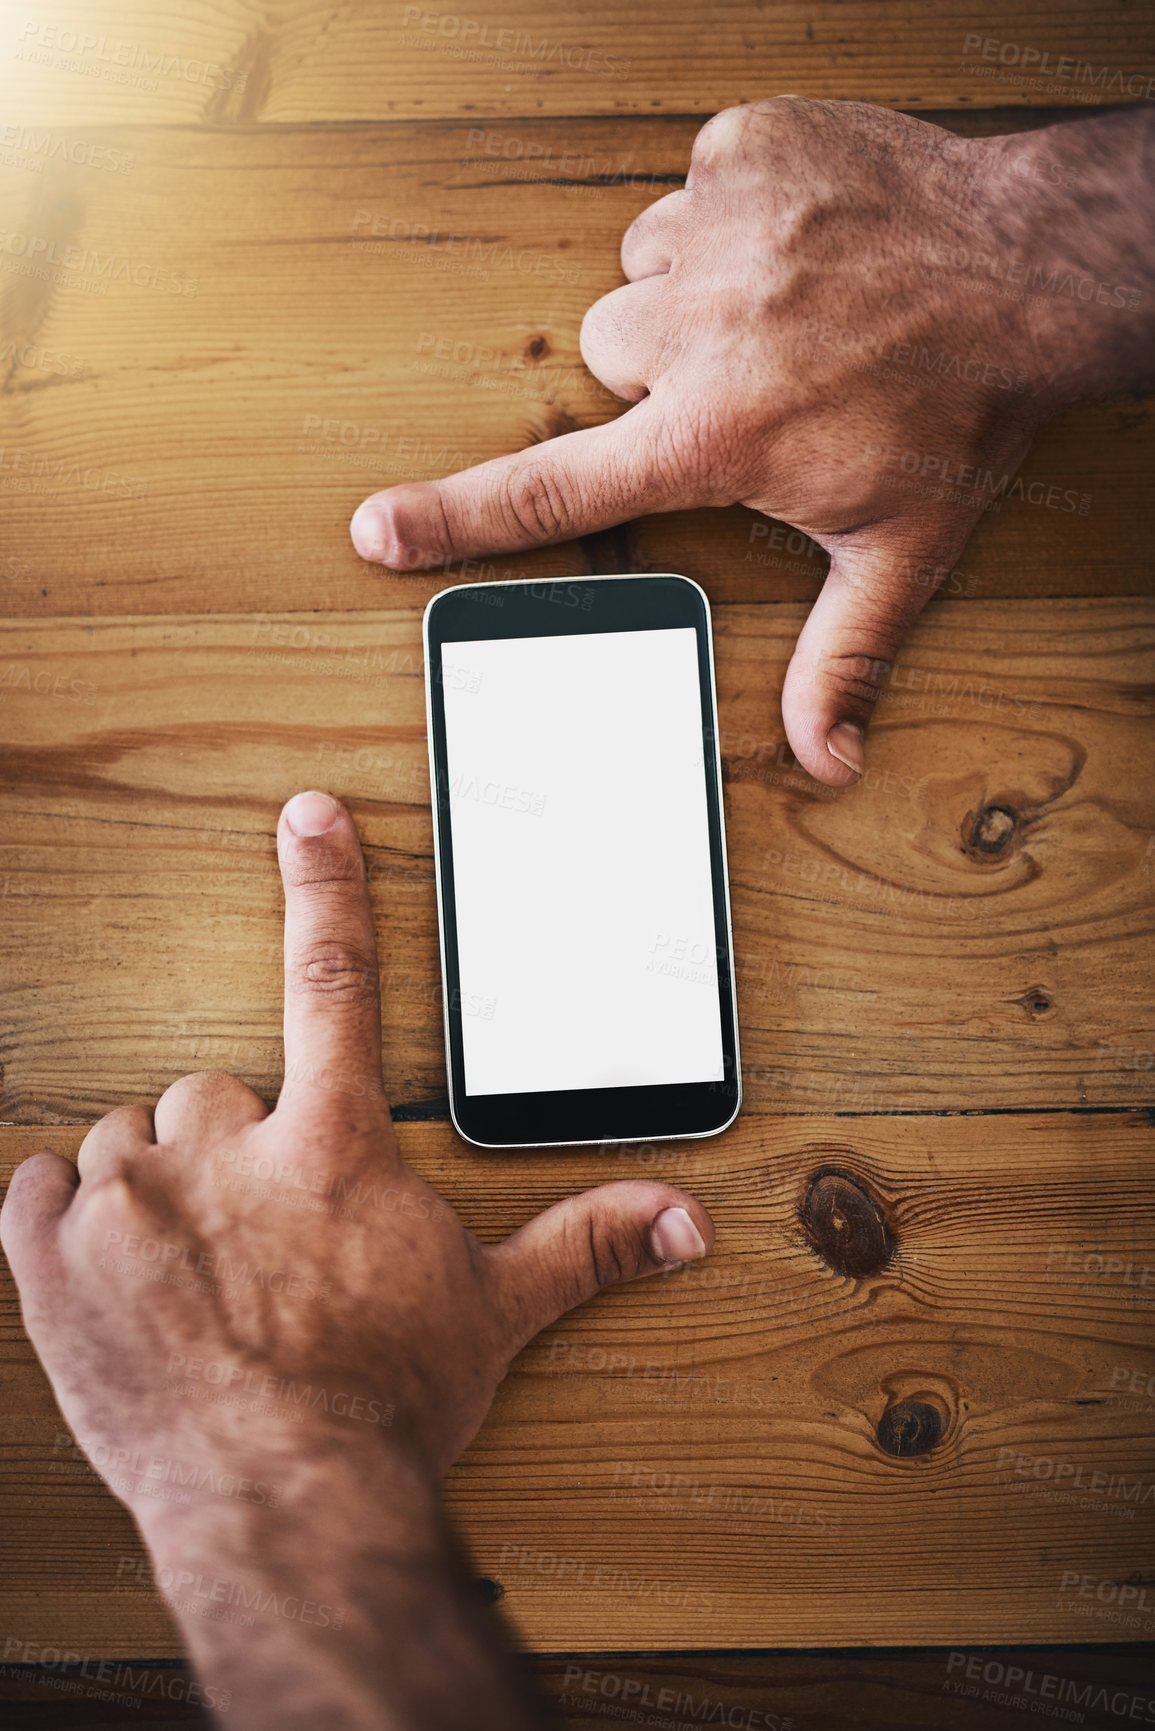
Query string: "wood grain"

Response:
xmin=2 ymin=1112 xmax=1154 ymax=1651
xmin=2 ymin=1647 xmax=1154 ymax=1728
xmin=2 ymin=0 xmax=1152 ymax=125
xmin=1 ymin=119 xmax=1150 ymax=618
xmin=2 ymin=0 xmax=1153 ymax=1673
xmin=0 ymin=599 xmax=1151 ymax=1122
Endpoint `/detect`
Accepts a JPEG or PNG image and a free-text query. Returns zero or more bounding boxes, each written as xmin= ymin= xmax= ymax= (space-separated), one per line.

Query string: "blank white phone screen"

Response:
xmin=440 ymin=626 xmax=725 ymax=1097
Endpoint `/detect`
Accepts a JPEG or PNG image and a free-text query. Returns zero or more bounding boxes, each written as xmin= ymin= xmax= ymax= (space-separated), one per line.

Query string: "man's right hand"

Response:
xmin=0 ymin=789 xmax=716 ymax=1730
xmin=351 ymin=99 xmax=1154 ymax=785
xmin=1 ymin=790 xmax=713 ymax=1507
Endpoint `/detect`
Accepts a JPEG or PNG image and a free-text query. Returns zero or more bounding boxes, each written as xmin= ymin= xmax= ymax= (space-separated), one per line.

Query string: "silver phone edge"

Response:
xmin=421 ymin=572 xmax=743 ymax=1151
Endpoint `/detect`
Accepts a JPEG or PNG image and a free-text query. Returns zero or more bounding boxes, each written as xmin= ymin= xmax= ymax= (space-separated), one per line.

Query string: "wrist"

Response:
xmin=134 ymin=1420 xmax=435 ymax=1564
xmin=978 ymin=113 xmax=1155 ymax=413
xmin=127 ymin=1425 xmax=542 ymax=1731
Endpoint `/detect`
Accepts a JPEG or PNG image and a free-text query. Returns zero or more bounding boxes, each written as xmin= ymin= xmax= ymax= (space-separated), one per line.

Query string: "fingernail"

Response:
xmin=826 ymin=721 xmax=864 ymax=778
xmin=285 ymin=790 xmax=341 ymax=836
xmin=351 ymin=502 xmax=386 ymax=561
xmin=651 ymin=1206 xmax=707 ymax=1265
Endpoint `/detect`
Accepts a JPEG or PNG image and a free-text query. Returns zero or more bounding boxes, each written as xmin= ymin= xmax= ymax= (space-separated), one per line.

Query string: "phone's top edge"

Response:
xmin=424 ymin=570 xmax=709 ymax=622
xmin=426 ymin=571 xmax=695 ymax=594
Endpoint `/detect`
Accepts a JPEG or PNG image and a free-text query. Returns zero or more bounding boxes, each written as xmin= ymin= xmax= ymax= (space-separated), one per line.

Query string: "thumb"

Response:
xmin=486 ymin=1180 xmax=715 ymax=1353
xmin=350 ymin=399 xmax=679 ymax=569
xmin=780 ymin=529 xmax=967 ymax=786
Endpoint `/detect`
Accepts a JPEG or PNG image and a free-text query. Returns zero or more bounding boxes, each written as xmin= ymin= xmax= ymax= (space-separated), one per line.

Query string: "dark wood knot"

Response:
xmin=802 ymin=1171 xmax=893 ymax=1278
xmin=475 ymin=1577 xmax=505 ymax=1604
xmin=1011 ymin=985 xmax=1052 ymax=1017
xmin=525 ymin=334 xmax=551 ymax=361
xmin=964 ymin=804 xmax=1017 ymax=859
xmin=877 ymin=1399 xmax=943 ymax=1458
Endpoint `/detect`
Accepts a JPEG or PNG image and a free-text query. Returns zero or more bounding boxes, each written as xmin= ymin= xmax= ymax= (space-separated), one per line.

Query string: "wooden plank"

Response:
xmin=3 ymin=1649 xmax=1155 ymax=1730
xmin=2 ymin=1111 xmax=1154 ymax=1651
xmin=1 ymin=598 xmax=1152 ymax=1122
xmin=535 ymin=1651 xmax=1155 ymax=1729
xmin=3 ymin=1 xmax=1152 ymax=124
xmin=1 ymin=120 xmax=1150 ymax=618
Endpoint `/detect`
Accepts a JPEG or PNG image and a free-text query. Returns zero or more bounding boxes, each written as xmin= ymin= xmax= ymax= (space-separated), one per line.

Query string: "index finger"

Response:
xmin=276 ymin=791 xmax=387 ymax=1121
xmin=349 ymin=397 xmax=681 ymax=571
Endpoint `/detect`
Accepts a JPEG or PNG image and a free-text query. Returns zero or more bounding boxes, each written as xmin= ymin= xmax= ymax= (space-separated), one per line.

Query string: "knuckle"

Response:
xmin=152 ymin=1070 xmax=258 ymax=1130
xmin=293 ymin=939 xmax=380 ymax=1005
xmin=80 ymin=1171 xmax=141 ymax=1224
xmin=172 ymin=1068 xmax=239 ymax=1096
xmin=583 ymin=1208 xmax=647 ymax=1289
xmin=823 ymin=646 xmax=897 ymax=706
xmin=579 ymin=294 xmax=630 ymax=372
xmin=690 ymin=104 xmax=749 ymax=168
xmin=499 ymin=461 xmax=573 ymax=542
xmin=754 ymin=93 xmax=813 ymax=122
xmin=283 ymin=847 xmax=364 ymax=895
xmin=619 ymin=212 xmax=646 ymax=259
xmin=579 ymin=293 xmax=614 ymax=351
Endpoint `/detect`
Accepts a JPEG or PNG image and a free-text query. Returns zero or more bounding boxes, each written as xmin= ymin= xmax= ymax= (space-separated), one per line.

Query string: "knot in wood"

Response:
xmin=1012 ymin=985 xmax=1052 ymax=1017
xmin=877 ymin=1398 xmax=944 ymax=1458
xmin=967 ymin=804 xmax=1017 ymax=856
xmin=802 ymin=1171 xmax=892 ymax=1277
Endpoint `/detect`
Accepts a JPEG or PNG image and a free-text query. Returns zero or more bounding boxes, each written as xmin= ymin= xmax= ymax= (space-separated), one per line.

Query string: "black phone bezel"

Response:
xmin=423 ymin=573 xmax=741 ymax=1149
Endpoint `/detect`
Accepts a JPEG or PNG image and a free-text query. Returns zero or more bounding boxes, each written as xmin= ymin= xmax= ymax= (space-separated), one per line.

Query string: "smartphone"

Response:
xmin=423 ymin=573 xmax=741 ymax=1149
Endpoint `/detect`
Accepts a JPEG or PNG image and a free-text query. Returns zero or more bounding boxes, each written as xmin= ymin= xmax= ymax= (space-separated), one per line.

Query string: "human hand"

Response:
xmin=0 ymin=790 xmax=714 ymax=1527
xmin=351 ymin=98 xmax=1148 ymax=783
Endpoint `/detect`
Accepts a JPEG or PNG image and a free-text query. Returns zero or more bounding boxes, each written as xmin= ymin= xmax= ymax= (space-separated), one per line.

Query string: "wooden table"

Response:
xmin=1 ymin=1 xmax=1153 ymax=1723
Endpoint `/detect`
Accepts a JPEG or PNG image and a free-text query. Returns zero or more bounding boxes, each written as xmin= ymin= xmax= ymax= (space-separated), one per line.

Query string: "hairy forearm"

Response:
xmin=982 ymin=105 xmax=1155 ymax=407
xmin=137 ymin=1437 xmax=546 ymax=1731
